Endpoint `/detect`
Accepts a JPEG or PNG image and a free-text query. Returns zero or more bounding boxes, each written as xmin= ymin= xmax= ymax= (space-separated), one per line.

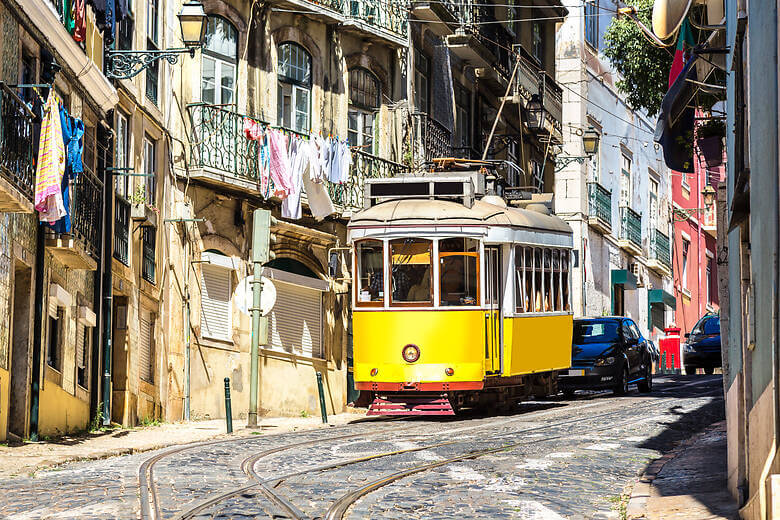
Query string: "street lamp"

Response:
xmin=672 ymin=184 xmax=718 ymax=221
xmin=526 ymin=94 xmax=546 ymax=132
xmin=554 ymin=127 xmax=601 ymax=172
xmin=106 ymin=1 xmax=208 ymax=80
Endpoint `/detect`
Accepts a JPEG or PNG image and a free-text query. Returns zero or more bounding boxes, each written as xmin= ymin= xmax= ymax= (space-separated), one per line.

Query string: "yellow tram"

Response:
xmin=348 ymin=171 xmax=575 ymax=415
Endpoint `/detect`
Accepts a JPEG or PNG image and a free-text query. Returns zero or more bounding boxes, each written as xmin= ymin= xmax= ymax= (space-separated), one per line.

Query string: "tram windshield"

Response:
xmin=439 ymin=238 xmax=479 ymax=306
xmin=390 ymin=239 xmax=432 ymax=304
xmin=356 ymin=240 xmax=384 ymax=304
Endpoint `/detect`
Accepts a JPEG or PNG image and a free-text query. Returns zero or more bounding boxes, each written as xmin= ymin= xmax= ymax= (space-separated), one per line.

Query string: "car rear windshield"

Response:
xmin=693 ymin=317 xmax=720 ymax=335
xmin=573 ymin=321 xmax=620 ymax=344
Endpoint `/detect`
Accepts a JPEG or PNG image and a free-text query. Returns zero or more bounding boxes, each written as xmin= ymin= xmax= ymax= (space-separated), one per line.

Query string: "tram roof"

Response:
xmin=348 ymin=198 xmax=573 ymax=235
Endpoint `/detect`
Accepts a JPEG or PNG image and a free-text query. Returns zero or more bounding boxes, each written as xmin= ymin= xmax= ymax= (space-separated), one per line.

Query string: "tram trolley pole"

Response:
xmin=224 ymin=377 xmax=233 ymax=433
xmin=316 ymin=372 xmax=328 ymax=424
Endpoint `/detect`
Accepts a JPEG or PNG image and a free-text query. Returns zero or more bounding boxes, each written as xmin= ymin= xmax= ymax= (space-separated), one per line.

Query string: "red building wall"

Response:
xmin=671 ymin=154 xmax=721 ymax=335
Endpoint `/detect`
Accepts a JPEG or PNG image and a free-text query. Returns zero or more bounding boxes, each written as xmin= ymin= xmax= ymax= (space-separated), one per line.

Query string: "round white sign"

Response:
xmin=234 ymin=276 xmax=277 ymax=316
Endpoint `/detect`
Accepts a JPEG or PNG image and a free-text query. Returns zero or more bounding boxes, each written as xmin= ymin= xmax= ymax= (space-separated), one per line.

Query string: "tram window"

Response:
xmin=552 ymin=250 xmax=561 ymax=311
xmin=533 ymin=248 xmax=543 ymax=312
xmin=525 ymin=248 xmax=533 ymax=312
xmin=562 ymin=250 xmax=571 ymax=311
xmin=439 ymin=238 xmax=479 ymax=306
xmin=356 ymin=240 xmax=384 ymax=305
xmin=514 ymin=246 xmax=527 ymax=313
xmin=544 ymin=249 xmax=553 ymax=311
xmin=390 ymin=238 xmax=432 ymax=305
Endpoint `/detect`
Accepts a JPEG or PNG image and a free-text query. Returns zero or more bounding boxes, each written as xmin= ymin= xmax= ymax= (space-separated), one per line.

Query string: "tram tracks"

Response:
xmin=167 ymin=378 xmax=721 ymax=519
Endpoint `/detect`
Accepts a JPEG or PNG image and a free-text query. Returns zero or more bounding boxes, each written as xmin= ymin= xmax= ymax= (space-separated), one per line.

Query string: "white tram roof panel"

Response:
xmin=348 ymin=198 xmax=573 ymax=235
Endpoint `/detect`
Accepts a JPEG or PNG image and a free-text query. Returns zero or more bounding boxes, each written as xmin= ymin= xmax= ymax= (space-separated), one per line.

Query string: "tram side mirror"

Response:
xmin=329 ymin=251 xmax=340 ymax=278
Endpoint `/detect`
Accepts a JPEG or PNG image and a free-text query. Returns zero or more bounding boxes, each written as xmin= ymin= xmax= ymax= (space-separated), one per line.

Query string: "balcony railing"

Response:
xmin=620 ymin=206 xmax=642 ymax=251
xmin=71 ymin=169 xmax=104 ymax=260
xmin=345 ymin=0 xmax=408 ymax=38
xmin=142 ymin=226 xmax=156 ymax=284
xmin=0 ymin=83 xmax=35 ymax=207
xmin=413 ymin=113 xmax=453 ymax=161
xmin=588 ymin=182 xmax=611 ymax=227
xmin=114 ymin=196 xmax=130 ymax=265
xmin=188 ymin=104 xmax=404 ymax=212
xmin=650 ymin=229 xmax=671 ymax=268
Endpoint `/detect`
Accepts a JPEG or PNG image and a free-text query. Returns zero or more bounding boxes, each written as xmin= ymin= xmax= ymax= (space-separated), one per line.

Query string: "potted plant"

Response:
xmin=697 ymin=118 xmax=725 ymax=168
xmin=129 ymin=185 xmax=159 ymax=226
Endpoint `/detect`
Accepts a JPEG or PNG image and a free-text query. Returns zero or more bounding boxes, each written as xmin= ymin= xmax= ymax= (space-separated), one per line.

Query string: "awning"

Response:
xmin=655 ymin=56 xmax=699 ymax=173
xmin=648 ymin=289 xmax=676 ymax=308
xmin=611 ymin=269 xmax=638 ymax=290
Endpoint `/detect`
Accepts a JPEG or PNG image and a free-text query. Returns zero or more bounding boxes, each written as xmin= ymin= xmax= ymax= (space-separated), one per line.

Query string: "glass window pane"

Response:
xmin=278 ymin=43 xmax=311 ymax=85
xmin=357 ymin=240 xmax=384 ymax=303
xmin=348 ymin=112 xmax=359 ymax=147
xmin=391 ymin=239 xmax=432 ymax=304
xmin=202 ymin=57 xmax=216 ymax=104
xmin=205 ymin=17 xmax=238 ymax=59
xmin=544 ymin=249 xmax=552 ymax=311
xmin=294 ymin=86 xmax=310 ymax=132
xmin=220 ymin=62 xmax=235 ymax=105
xmin=440 ymin=255 xmax=478 ymax=306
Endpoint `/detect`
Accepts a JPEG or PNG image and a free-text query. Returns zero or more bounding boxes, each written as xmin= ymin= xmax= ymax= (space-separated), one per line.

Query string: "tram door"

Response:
xmin=484 ymin=246 xmax=502 ymax=375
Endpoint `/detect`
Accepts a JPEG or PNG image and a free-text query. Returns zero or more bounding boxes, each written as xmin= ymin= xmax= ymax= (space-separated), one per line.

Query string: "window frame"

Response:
xmin=201 ymin=16 xmax=238 ymax=106
xmin=620 ymin=153 xmax=632 ymax=207
xmin=142 ymin=226 xmax=157 ymax=284
xmin=514 ymin=245 xmax=571 ymax=314
xmin=438 ymin=238 xmax=480 ymax=308
xmin=584 ymin=0 xmax=599 ymax=49
xmin=277 ymin=42 xmax=312 ymax=133
xmin=414 ymin=48 xmax=430 ymax=114
xmin=532 ymin=22 xmax=545 ymax=65
xmin=143 ymin=137 xmax=157 ymax=206
xmin=389 ymin=238 xmax=434 ymax=308
xmin=355 ymin=238 xmax=386 ymax=308
xmin=681 ymin=237 xmax=690 ymax=291
xmin=199 ymin=259 xmax=234 ymax=342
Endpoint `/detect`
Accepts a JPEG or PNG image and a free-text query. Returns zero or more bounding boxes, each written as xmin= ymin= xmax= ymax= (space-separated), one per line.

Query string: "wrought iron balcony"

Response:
xmin=0 ymin=83 xmax=35 ymax=213
xmin=413 ymin=113 xmax=453 ymax=162
xmin=619 ymin=206 xmax=643 ymax=256
xmin=587 ymin=182 xmax=611 ymax=234
xmin=114 ymin=196 xmax=130 ymax=266
xmin=648 ymin=228 xmax=672 ymax=274
xmin=187 ymin=103 xmax=404 ymax=213
xmin=47 ymin=169 xmax=104 ymax=270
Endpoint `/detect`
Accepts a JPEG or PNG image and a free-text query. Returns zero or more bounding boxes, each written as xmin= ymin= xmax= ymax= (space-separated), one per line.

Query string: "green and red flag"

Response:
xmin=668 ymin=20 xmax=695 ymax=87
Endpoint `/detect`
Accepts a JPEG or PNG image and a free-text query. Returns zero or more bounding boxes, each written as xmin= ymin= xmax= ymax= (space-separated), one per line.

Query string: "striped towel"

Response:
xmin=35 ymin=91 xmax=66 ymax=223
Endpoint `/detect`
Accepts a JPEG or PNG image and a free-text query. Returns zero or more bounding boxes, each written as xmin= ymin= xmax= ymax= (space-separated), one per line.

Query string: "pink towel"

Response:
xmin=268 ymin=129 xmax=295 ymax=196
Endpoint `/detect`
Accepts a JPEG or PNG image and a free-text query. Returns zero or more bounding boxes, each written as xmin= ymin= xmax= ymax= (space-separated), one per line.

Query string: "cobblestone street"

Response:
xmin=0 ymin=375 xmax=724 ymax=520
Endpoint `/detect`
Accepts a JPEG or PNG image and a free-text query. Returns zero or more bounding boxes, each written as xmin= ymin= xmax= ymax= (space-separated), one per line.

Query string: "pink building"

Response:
xmin=671 ymin=154 xmax=721 ymax=335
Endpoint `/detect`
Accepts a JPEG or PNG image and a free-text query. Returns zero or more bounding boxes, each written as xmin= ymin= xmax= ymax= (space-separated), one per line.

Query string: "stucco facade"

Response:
xmin=555 ymin=0 xmax=675 ymax=339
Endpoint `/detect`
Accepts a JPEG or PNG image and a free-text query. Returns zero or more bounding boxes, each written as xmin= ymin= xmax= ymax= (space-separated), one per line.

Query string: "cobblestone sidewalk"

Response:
xmin=0 ymin=411 xmax=363 ymax=478
xmin=627 ymin=420 xmax=738 ymax=520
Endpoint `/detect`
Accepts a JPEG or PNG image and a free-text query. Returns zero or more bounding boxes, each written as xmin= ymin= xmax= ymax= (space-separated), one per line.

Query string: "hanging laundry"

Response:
xmin=35 ymin=91 xmax=66 ymax=223
xmin=307 ymin=133 xmax=324 ymax=183
xmin=281 ymin=137 xmax=304 ymax=220
xmin=267 ymin=128 xmax=295 ymax=197
xmin=72 ymin=0 xmax=86 ymax=42
xmin=301 ymin=139 xmax=335 ymax=220
xmin=244 ymin=118 xmax=271 ymax=196
xmin=339 ymin=141 xmax=352 ymax=185
xmin=63 ymin=0 xmax=75 ymax=34
xmin=60 ymin=106 xmax=84 ymax=174
xmin=327 ymin=137 xmax=341 ymax=184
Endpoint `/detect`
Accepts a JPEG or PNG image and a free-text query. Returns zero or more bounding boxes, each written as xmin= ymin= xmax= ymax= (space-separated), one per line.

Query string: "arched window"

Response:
xmin=277 ymin=42 xmax=312 ymax=133
xmin=348 ymin=68 xmax=380 ymax=151
xmin=201 ymin=16 xmax=238 ymax=105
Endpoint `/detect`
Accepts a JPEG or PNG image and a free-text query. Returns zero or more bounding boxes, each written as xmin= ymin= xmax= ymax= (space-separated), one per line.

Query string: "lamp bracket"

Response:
xmin=106 ymin=48 xmax=197 ymax=80
xmin=554 ymin=154 xmax=590 ymax=172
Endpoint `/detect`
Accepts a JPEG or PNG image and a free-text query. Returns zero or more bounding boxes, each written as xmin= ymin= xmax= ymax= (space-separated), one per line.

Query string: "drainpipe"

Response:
xmin=183 ymin=225 xmax=190 ymax=421
xmin=28 ymin=223 xmax=45 ymax=441
xmin=101 ymin=157 xmax=113 ymax=427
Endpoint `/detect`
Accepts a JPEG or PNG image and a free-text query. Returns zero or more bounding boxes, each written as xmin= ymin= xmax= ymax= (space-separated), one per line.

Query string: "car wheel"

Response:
xmin=613 ymin=366 xmax=629 ymax=395
xmin=638 ymin=363 xmax=653 ymax=393
xmin=704 ymin=367 xmax=715 ymax=375
xmin=685 ymin=365 xmax=697 ymax=375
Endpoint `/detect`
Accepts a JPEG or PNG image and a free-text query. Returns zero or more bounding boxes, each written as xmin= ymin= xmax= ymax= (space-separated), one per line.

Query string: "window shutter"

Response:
xmin=200 ymin=264 xmax=232 ymax=341
xmin=76 ymin=325 xmax=86 ymax=369
xmin=48 ymin=298 xmax=59 ymax=319
xmin=139 ymin=309 xmax=153 ymax=382
xmin=268 ymin=280 xmax=323 ymax=358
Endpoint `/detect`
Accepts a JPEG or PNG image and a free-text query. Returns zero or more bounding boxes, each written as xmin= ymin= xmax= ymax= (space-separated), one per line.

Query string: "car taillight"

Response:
xmin=402 ymin=344 xmax=420 ymax=363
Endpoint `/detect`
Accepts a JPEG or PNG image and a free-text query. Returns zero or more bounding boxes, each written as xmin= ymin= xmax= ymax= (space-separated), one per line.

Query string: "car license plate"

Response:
xmin=568 ymin=369 xmax=585 ymax=376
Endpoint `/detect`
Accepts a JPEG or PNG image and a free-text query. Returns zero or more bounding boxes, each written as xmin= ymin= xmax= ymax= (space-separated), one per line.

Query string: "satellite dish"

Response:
xmin=652 ymin=0 xmax=693 ymax=40
xmin=234 ymin=276 xmax=277 ymax=316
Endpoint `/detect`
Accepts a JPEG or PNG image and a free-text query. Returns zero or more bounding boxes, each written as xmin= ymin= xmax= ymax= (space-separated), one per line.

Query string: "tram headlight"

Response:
xmin=402 ymin=344 xmax=420 ymax=363
xmin=445 ymin=367 xmax=455 ymax=376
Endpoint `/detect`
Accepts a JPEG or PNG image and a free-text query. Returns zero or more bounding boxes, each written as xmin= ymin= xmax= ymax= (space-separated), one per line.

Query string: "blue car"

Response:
xmin=684 ymin=314 xmax=721 ymax=375
xmin=559 ymin=317 xmax=654 ymax=396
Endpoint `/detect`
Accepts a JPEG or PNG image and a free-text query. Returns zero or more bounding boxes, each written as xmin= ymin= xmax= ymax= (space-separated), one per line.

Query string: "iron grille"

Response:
xmin=588 ymin=182 xmax=612 ymax=227
xmin=0 ymin=83 xmax=35 ymax=202
xmin=620 ymin=206 xmax=642 ymax=249
xmin=651 ymin=229 xmax=671 ymax=267
xmin=142 ymin=226 xmax=156 ymax=284
xmin=114 ymin=197 xmax=130 ymax=265
xmin=71 ymin=169 xmax=104 ymax=259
